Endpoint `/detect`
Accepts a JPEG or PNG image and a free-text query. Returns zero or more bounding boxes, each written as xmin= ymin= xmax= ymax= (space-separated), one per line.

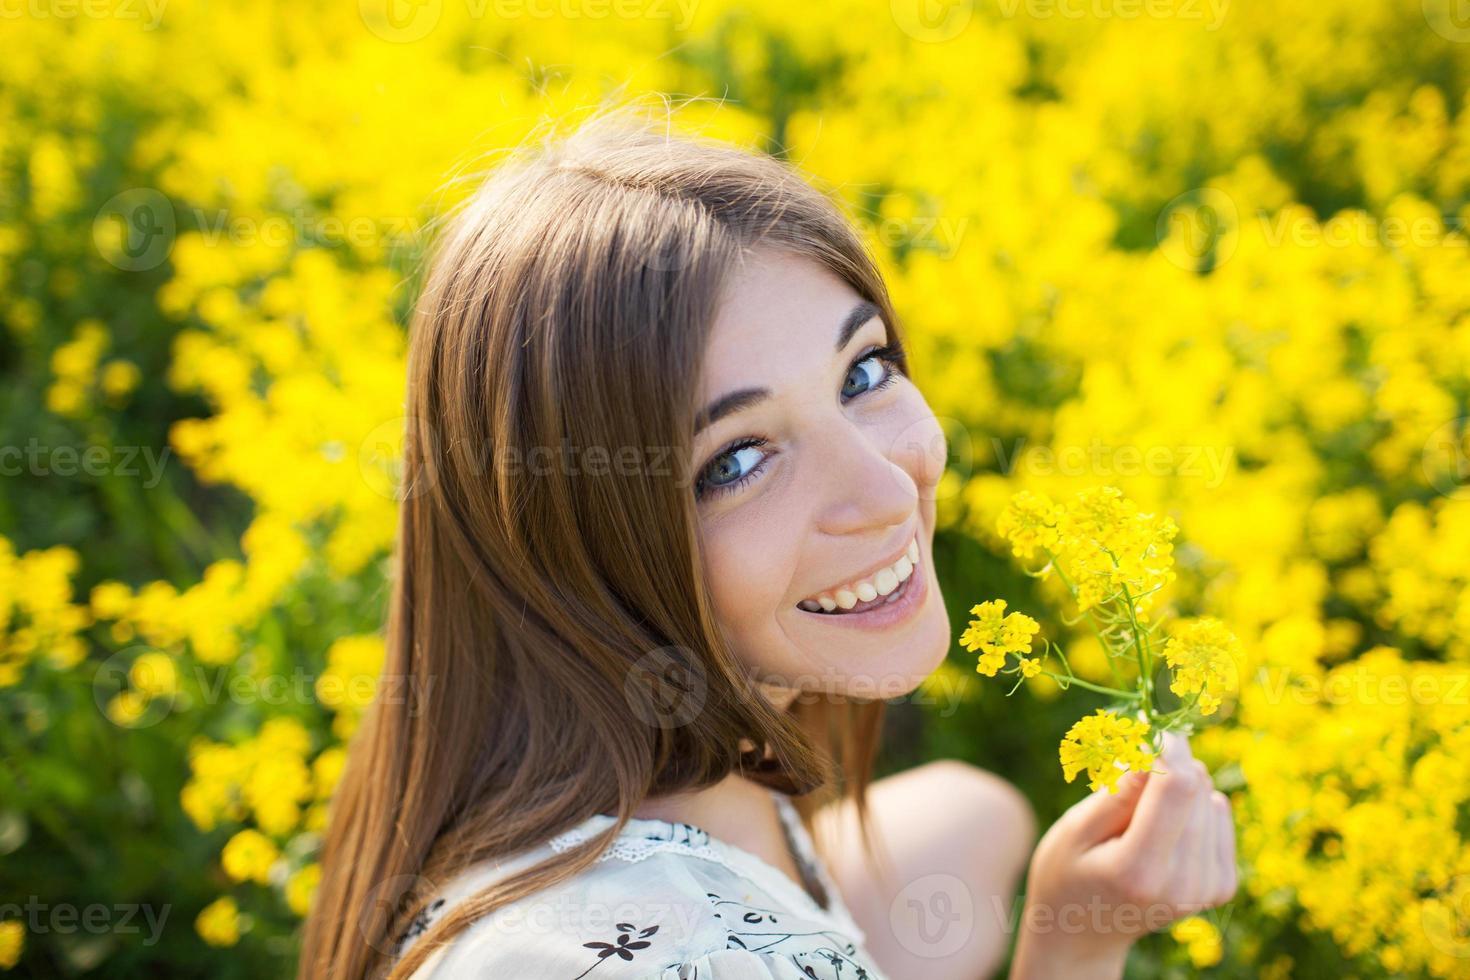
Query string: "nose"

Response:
xmin=809 ymin=414 xmax=925 ymax=537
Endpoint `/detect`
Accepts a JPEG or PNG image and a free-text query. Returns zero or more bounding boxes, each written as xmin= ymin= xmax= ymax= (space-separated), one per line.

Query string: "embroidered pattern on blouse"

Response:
xmin=670 ymin=942 xmax=876 ymax=980
xmin=708 ymin=892 xmax=861 ymax=959
xmin=393 ymin=897 xmax=445 ymax=956
xmin=787 ymin=948 xmax=877 ymax=979
xmin=574 ymin=922 xmax=661 ymax=979
xmin=661 ymin=889 xmax=877 ymax=980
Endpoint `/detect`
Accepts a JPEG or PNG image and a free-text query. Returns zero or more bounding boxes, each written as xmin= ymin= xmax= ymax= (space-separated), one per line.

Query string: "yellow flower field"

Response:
xmin=2 ymin=0 xmax=1469 ymax=975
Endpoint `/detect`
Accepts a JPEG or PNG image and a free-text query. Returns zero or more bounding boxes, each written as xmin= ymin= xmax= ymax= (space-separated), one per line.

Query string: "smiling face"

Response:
xmin=690 ymin=246 xmax=952 ymax=703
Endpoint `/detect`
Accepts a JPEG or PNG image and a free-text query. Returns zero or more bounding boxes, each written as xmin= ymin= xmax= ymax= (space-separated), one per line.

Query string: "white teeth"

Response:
xmin=799 ymin=534 xmax=923 ymax=614
xmin=874 ymin=568 xmax=898 ymax=596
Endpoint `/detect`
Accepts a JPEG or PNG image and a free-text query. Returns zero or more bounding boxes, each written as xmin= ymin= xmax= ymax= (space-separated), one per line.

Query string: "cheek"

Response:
xmin=700 ymin=514 xmax=801 ymax=658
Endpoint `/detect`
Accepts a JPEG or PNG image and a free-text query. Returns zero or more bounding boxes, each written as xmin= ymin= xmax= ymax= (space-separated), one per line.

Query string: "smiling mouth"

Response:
xmin=795 ymin=534 xmax=921 ymax=615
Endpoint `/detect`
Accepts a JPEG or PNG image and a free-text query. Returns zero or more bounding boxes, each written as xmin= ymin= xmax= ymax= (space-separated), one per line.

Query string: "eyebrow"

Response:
xmin=692 ymin=301 xmax=883 ymax=436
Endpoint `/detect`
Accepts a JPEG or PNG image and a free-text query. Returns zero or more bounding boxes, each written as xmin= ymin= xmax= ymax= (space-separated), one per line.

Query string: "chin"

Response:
xmin=867 ymin=607 xmax=953 ymax=699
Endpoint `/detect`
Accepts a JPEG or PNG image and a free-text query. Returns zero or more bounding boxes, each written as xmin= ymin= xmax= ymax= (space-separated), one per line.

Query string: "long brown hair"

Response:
xmin=298 ymin=101 xmax=903 ymax=980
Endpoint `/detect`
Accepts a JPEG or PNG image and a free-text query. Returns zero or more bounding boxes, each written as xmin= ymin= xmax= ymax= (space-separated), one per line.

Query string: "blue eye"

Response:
xmin=692 ymin=342 xmax=905 ymax=504
xmin=695 ymin=438 xmax=769 ymax=500
xmin=842 ymin=345 xmax=903 ymax=401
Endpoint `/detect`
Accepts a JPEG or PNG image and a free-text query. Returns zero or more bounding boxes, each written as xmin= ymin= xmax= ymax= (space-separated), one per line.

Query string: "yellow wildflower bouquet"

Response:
xmin=964 ymin=486 xmax=1242 ymax=794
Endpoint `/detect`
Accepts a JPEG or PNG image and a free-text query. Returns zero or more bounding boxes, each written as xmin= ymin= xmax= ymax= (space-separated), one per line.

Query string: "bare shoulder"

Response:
xmin=811 ymin=760 xmax=1038 ymax=980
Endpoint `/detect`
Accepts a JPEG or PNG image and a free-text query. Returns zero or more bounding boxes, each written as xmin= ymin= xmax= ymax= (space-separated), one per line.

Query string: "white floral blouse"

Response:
xmin=395 ymin=789 xmax=888 ymax=979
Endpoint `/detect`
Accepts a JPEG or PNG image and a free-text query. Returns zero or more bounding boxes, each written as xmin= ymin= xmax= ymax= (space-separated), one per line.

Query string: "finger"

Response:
xmin=1213 ymin=791 xmax=1238 ymax=902
xmin=1187 ymin=760 xmax=1220 ymax=904
xmin=1166 ymin=729 xmax=1196 ymax=762
xmin=1194 ymin=771 xmax=1219 ymax=905
xmin=1118 ymin=732 xmax=1200 ymax=862
xmin=1169 ymin=775 xmax=1214 ymax=906
xmin=1068 ymin=769 xmax=1150 ymax=846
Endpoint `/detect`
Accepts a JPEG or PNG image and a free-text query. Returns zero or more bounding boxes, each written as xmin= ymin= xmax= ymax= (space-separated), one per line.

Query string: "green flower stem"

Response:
xmin=1119 ymin=583 xmax=1155 ymax=719
xmin=1046 ymin=555 xmax=1130 ymax=690
xmin=1038 ymin=669 xmax=1142 ymax=699
xmin=1044 ymin=640 xmax=1136 ymax=700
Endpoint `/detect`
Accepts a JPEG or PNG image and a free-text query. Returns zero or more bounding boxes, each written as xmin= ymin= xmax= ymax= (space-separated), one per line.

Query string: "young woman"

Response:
xmin=299 ymin=107 xmax=1237 ymax=980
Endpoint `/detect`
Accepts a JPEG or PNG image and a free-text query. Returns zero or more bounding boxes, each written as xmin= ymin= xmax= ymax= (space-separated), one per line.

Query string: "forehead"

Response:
xmin=699 ymin=248 xmax=866 ymax=399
